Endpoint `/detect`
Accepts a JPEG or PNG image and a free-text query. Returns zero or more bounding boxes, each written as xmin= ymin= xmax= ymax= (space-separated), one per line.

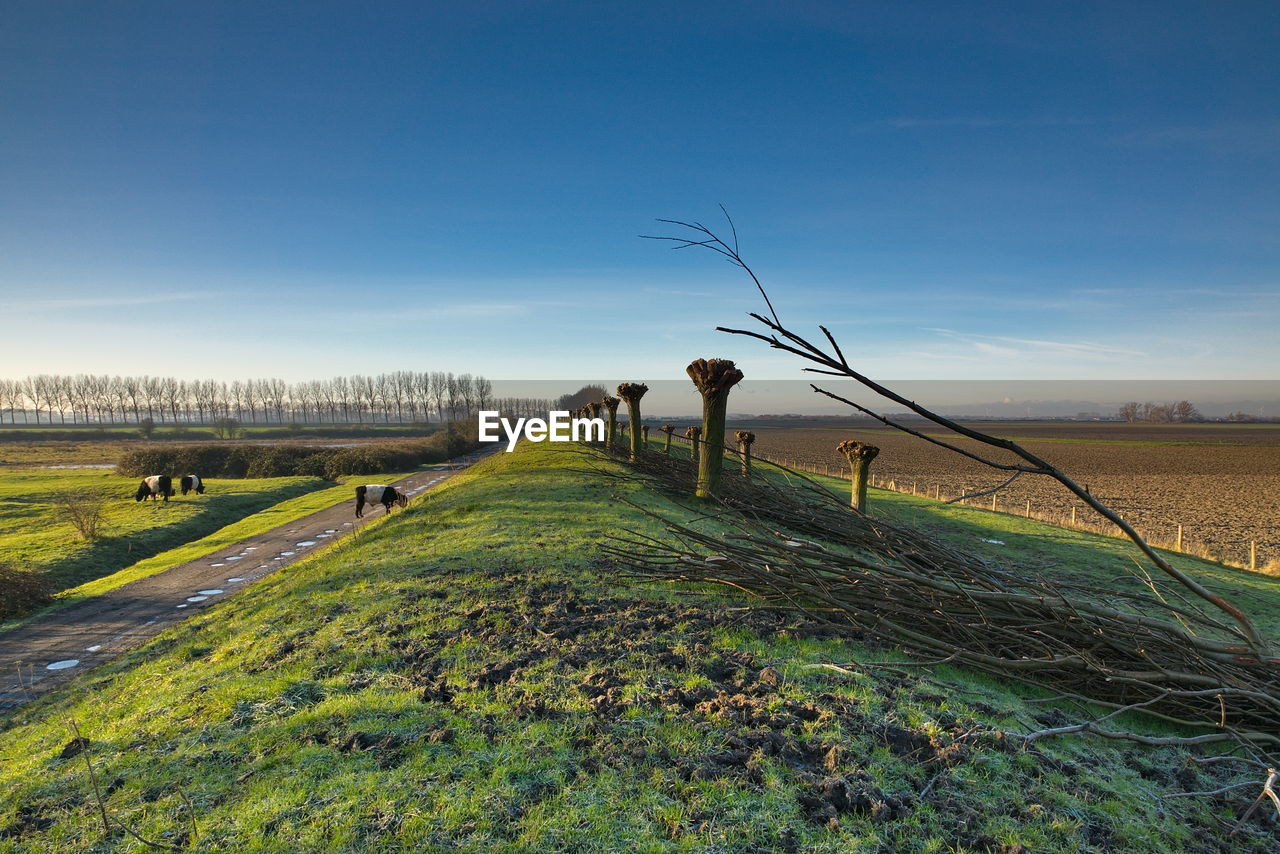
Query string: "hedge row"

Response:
xmin=0 ymin=423 xmax=442 ymax=443
xmin=115 ymin=430 xmax=476 ymax=480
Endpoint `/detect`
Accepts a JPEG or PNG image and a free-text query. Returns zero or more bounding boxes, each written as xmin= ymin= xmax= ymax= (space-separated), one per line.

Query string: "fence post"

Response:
xmin=991 ymin=494 xmax=997 ymax=512
xmin=1070 ymin=506 xmax=1076 ymax=527
xmin=1025 ymin=499 xmax=1031 ymax=517
xmin=1251 ymin=541 xmax=1257 ymax=572
xmin=1175 ymin=524 xmax=1183 ymax=551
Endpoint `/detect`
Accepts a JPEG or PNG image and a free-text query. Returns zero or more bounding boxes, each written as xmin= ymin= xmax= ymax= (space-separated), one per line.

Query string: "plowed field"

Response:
xmin=737 ymin=422 xmax=1280 ymax=570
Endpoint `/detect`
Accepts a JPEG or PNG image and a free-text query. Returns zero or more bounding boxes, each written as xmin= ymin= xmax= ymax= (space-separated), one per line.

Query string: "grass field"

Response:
xmin=2 ymin=441 xmax=1277 ymax=852
xmin=0 ymin=468 xmax=332 ymax=596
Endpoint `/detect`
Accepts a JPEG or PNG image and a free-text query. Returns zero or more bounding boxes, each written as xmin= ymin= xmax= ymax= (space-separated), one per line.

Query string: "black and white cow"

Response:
xmin=355 ymin=484 xmax=407 ymax=518
xmin=180 ymin=474 xmax=205 ymax=496
xmin=135 ymin=475 xmax=174 ymax=502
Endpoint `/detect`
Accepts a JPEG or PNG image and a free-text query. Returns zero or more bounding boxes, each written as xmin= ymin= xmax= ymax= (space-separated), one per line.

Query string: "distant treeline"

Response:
xmin=1113 ymin=401 xmax=1277 ymax=423
xmin=0 ymin=372 xmax=560 ymax=427
xmin=1116 ymin=401 xmax=1203 ymax=423
xmin=116 ymin=429 xmax=477 ymax=480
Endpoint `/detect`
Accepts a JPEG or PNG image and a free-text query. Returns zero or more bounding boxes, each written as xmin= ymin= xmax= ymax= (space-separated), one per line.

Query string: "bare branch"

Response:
xmin=945 ymin=471 xmax=1023 ymax=504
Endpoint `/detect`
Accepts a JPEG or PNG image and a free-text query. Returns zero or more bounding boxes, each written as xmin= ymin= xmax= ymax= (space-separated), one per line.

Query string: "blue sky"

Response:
xmin=1 ymin=1 xmax=1277 ymax=384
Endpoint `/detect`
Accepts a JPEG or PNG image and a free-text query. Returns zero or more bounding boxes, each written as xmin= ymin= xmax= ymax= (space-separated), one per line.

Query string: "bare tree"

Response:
xmin=229 ymin=380 xmax=246 ymax=422
xmin=333 ymin=375 xmax=352 ymax=423
xmin=265 ymin=378 xmax=287 ymax=423
xmin=474 ymin=376 xmax=493 ymax=415
xmin=445 ymin=373 xmax=462 ymax=422
xmin=426 ymin=371 xmax=444 ymax=422
xmin=161 ymin=377 xmax=181 ymax=424
xmin=142 ymin=375 xmax=162 ymax=421
xmin=457 ymin=373 xmax=475 ymax=420
xmin=72 ymin=374 xmax=94 ymax=423
xmin=253 ymin=378 xmax=272 ymax=424
xmin=46 ymin=375 xmax=69 ymax=424
xmin=123 ymin=376 xmax=143 ymax=423
xmin=1173 ymin=400 xmax=1202 ymax=423
xmin=23 ymin=375 xmax=47 ymax=424
xmin=0 ymin=379 xmax=17 ymax=424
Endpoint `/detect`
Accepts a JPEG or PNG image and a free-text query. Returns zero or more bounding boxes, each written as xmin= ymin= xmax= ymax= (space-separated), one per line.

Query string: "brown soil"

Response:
xmin=740 ymin=423 xmax=1280 ymax=568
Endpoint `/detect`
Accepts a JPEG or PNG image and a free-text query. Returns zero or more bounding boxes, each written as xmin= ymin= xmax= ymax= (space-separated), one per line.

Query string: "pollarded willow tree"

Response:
xmin=684 ymin=425 xmax=701 ymax=467
xmin=836 ymin=440 xmax=879 ymax=513
xmin=601 ymin=396 xmax=620 ymax=449
xmin=735 ymin=430 xmax=756 ymax=477
xmin=687 ymin=359 xmax=744 ymax=499
xmin=660 ymin=424 xmax=675 ymax=454
xmin=617 ymin=383 xmax=649 ymax=461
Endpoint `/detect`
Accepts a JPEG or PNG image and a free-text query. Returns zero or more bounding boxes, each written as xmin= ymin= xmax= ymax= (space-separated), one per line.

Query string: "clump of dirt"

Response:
xmin=796 ymin=770 xmax=907 ymax=828
xmin=0 ymin=806 xmax=56 ymax=840
xmin=58 ymin=736 xmax=90 ymax=760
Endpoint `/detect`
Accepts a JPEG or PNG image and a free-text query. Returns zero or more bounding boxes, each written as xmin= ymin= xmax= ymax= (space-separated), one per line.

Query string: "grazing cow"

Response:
xmin=135 ymin=475 xmax=174 ymax=503
xmin=180 ymin=474 xmax=205 ymax=496
xmin=355 ymin=484 xmax=407 ymax=518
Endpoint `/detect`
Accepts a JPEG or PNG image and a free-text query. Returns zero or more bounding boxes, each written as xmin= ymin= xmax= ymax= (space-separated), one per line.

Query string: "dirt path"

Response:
xmin=0 ymin=450 xmax=495 ymax=713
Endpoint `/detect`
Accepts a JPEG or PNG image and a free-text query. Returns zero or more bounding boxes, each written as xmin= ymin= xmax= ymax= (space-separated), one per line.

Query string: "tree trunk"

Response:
xmin=685 ymin=426 xmax=702 ymax=468
xmin=617 ymin=384 xmax=649 ymax=462
xmin=687 ymin=359 xmax=744 ymax=500
xmin=736 ymin=430 xmax=755 ymax=477
xmin=602 ymin=397 xmax=620 ymax=449
xmin=837 ymin=440 xmax=880 ymax=513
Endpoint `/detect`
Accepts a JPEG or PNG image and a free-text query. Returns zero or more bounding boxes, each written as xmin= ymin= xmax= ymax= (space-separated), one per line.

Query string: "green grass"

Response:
xmin=1 ymin=443 xmax=1276 ymax=852
xmin=0 ymin=469 xmax=434 ymax=632
xmin=0 ymin=468 xmax=331 ymax=595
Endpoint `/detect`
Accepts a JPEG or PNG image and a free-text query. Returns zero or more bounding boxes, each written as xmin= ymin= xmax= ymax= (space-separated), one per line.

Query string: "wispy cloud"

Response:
xmin=924 ymin=328 xmax=1148 ymax=360
xmin=0 ymin=293 xmax=207 ymax=311
xmin=428 ymin=302 xmax=531 ymax=318
xmin=857 ymin=116 xmax=1095 ymax=131
xmin=1111 ymin=121 xmax=1280 ymax=155
xmin=641 ymin=287 xmax=721 ymax=298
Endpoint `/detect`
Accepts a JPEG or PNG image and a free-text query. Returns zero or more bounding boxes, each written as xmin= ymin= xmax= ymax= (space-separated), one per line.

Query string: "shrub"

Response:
xmin=0 ymin=564 xmax=52 ymax=620
xmin=211 ymin=417 xmax=243 ymax=439
xmin=54 ymin=490 xmax=109 ymax=540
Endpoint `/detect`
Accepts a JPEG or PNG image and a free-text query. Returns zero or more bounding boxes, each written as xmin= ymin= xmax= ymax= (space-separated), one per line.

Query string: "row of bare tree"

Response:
xmin=0 ymin=372 xmax=553 ymax=427
xmin=1116 ymin=400 xmax=1202 ymax=423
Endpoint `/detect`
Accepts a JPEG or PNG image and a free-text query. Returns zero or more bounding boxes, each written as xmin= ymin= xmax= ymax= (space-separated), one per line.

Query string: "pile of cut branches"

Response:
xmin=596 ymin=445 xmax=1280 ymax=763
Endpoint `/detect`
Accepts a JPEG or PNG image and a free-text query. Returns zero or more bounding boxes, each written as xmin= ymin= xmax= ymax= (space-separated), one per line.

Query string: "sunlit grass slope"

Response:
xmin=1 ymin=443 xmax=1276 ymax=853
xmin=0 ymin=469 xmax=333 ymax=593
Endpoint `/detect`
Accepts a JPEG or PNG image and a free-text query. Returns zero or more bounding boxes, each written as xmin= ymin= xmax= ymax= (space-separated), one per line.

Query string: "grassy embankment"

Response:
xmin=1 ymin=442 xmax=1277 ymax=852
